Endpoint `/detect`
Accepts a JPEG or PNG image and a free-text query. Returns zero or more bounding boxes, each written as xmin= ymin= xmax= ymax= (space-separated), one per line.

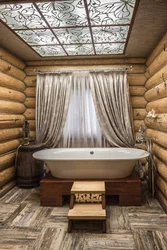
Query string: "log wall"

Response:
xmin=0 ymin=47 xmax=26 ymax=196
xmin=145 ymin=32 xmax=167 ymax=211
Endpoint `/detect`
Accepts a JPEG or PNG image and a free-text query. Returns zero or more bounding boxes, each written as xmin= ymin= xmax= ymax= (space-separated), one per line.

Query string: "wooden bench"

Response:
xmin=68 ymin=181 xmax=106 ymax=233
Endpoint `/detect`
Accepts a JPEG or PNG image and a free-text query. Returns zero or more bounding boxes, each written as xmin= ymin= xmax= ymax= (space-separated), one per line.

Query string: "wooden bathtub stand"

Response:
xmin=40 ymin=173 xmax=141 ymax=206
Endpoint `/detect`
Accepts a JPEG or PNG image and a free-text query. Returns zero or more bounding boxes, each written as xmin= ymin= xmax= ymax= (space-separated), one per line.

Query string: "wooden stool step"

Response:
xmin=68 ymin=204 xmax=106 ymax=233
xmin=70 ymin=181 xmax=106 ymax=209
xmin=71 ymin=181 xmax=105 ymax=194
xmin=68 ymin=204 xmax=106 ymax=220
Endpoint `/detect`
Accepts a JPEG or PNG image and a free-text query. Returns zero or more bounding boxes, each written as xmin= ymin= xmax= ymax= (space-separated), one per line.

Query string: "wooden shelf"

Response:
xmin=71 ymin=181 xmax=105 ymax=194
xmin=68 ymin=204 xmax=106 ymax=220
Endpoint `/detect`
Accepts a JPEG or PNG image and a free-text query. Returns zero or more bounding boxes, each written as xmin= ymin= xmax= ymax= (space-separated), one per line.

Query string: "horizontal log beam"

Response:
xmin=147 ymin=129 xmax=167 ymax=149
xmin=0 ymin=86 xmax=26 ymax=103
xmin=145 ymin=64 xmax=167 ymax=89
xmin=144 ymin=80 xmax=167 ymax=102
xmin=156 ymin=188 xmax=167 ymax=213
xmin=0 ymin=47 xmax=26 ymax=70
xmin=0 ymin=139 xmax=22 ymax=155
xmin=133 ymin=109 xmax=146 ymax=120
xmin=0 ymin=180 xmax=16 ymax=198
xmin=30 ymin=131 xmax=36 ymax=138
xmin=25 ymin=65 xmax=146 ymax=76
xmin=0 ymin=100 xmax=26 ymax=114
xmin=0 ymin=115 xmax=25 ymax=129
xmin=26 ymin=58 xmax=146 ymax=66
xmin=24 ymin=76 xmax=36 ymax=87
xmin=131 ymin=97 xmax=147 ymax=108
xmin=28 ymin=120 xmax=36 ymax=130
xmin=24 ymin=97 xmax=36 ymax=108
xmin=0 ymin=152 xmax=15 ymax=172
xmin=156 ymin=174 xmax=167 ymax=199
xmin=146 ymin=97 xmax=167 ymax=113
xmin=0 ymin=72 xmax=25 ymax=92
xmin=128 ymin=74 xmax=147 ymax=86
xmin=154 ymin=155 xmax=167 ymax=182
xmin=0 ymin=59 xmax=26 ymax=81
xmin=146 ymin=50 xmax=167 ymax=78
xmin=24 ymin=87 xmax=36 ymax=97
xmin=24 ymin=109 xmax=35 ymax=120
xmin=134 ymin=120 xmax=145 ymax=132
xmin=146 ymin=32 xmax=167 ymax=67
xmin=153 ymin=142 xmax=167 ymax=165
xmin=0 ymin=166 xmax=15 ymax=188
xmin=130 ymin=86 xmax=146 ymax=96
xmin=0 ymin=128 xmax=23 ymax=143
xmin=144 ymin=114 xmax=167 ymax=133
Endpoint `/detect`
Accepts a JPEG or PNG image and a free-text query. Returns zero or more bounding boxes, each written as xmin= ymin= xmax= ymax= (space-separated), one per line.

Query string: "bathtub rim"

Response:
xmin=33 ymin=147 xmax=149 ymax=161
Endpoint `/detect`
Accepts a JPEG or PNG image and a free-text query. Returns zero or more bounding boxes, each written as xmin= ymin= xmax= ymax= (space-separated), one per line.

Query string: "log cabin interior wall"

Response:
xmin=0 ymin=48 xmax=26 ymax=196
xmin=144 ymin=32 xmax=167 ymax=210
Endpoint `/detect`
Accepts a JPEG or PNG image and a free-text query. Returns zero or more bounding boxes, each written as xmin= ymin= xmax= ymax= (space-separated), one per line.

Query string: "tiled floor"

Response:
xmin=0 ymin=183 xmax=167 ymax=250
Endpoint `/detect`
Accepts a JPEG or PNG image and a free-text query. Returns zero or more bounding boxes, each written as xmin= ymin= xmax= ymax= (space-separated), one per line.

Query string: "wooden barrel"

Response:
xmin=16 ymin=143 xmax=44 ymax=188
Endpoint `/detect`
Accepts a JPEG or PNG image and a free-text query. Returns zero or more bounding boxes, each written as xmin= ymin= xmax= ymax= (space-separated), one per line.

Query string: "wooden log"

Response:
xmin=0 ymin=128 xmax=23 ymax=143
xmin=0 ymin=71 xmax=25 ymax=91
xmin=144 ymin=114 xmax=167 ymax=133
xmin=129 ymin=86 xmax=146 ymax=96
xmin=0 ymin=139 xmax=22 ymax=155
xmin=24 ymin=87 xmax=36 ymax=97
xmin=131 ymin=97 xmax=147 ymax=108
xmin=0 ymin=180 xmax=16 ymax=198
xmin=0 ymin=152 xmax=15 ymax=172
xmin=0 ymin=115 xmax=25 ymax=129
xmin=146 ymin=98 xmax=167 ymax=113
xmin=146 ymin=50 xmax=167 ymax=78
xmin=156 ymin=174 xmax=167 ymax=199
xmin=24 ymin=109 xmax=35 ymax=120
xmin=147 ymin=129 xmax=167 ymax=149
xmin=24 ymin=97 xmax=36 ymax=108
xmin=28 ymin=120 xmax=36 ymax=130
xmin=30 ymin=131 xmax=36 ymax=138
xmin=0 ymin=47 xmax=26 ymax=70
xmin=0 ymin=100 xmax=26 ymax=114
xmin=144 ymin=80 xmax=167 ymax=102
xmin=154 ymin=155 xmax=167 ymax=182
xmin=146 ymin=32 xmax=167 ymax=67
xmin=0 ymin=86 xmax=26 ymax=103
xmin=133 ymin=109 xmax=146 ymax=120
xmin=0 ymin=59 xmax=26 ymax=81
xmin=134 ymin=120 xmax=145 ymax=132
xmin=135 ymin=143 xmax=147 ymax=150
xmin=24 ymin=76 xmax=36 ymax=87
xmin=25 ymin=65 xmax=146 ymax=76
xmin=26 ymin=58 xmax=146 ymax=66
xmin=145 ymin=64 xmax=167 ymax=89
xmin=153 ymin=143 xmax=167 ymax=165
xmin=0 ymin=166 xmax=15 ymax=188
xmin=156 ymin=188 xmax=167 ymax=212
xmin=128 ymin=74 xmax=147 ymax=86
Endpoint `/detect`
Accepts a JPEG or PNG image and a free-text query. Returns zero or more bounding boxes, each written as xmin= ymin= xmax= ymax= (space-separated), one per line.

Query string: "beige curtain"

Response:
xmin=36 ymin=73 xmax=72 ymax=147
xmin=89 ymin=71 xmax=135 ymax=147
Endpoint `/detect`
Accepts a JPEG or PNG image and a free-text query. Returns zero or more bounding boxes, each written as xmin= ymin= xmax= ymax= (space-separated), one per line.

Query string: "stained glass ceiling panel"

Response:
xmin=0 ymin=0 xmax=138 ymax=57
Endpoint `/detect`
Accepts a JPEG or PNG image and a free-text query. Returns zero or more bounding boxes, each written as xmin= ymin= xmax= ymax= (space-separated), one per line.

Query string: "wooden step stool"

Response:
xmin=68 ymin=181 xmax=106 ymax=233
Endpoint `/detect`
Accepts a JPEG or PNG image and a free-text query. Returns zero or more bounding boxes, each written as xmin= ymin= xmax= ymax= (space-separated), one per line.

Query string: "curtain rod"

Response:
xmin=34 ymin=66 xmax=133 ymax=74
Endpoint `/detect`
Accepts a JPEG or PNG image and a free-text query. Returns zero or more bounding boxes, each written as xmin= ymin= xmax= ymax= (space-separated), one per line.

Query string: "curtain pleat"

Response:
xmin=36 ymin=73 xmax=72 ymax=147
xmin=89 ymin=71 xmax=135 ymax=147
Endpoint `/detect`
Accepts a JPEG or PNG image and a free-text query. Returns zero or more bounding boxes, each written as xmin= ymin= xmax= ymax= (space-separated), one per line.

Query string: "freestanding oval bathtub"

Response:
xmin=33 ymin=148 xmax=149 ymax=179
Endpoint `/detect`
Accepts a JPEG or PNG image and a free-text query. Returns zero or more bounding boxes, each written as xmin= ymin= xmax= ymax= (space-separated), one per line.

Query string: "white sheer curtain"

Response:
xmin=59 ymin=72 xmax=107 ymax=148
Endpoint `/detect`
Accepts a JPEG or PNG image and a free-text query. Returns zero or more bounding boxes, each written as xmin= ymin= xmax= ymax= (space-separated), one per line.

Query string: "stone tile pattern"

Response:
xmin=0 ymin=183 xmax=167 ymax=250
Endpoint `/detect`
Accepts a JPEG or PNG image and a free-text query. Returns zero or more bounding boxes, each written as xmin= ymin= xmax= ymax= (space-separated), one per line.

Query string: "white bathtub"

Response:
xmin=33 ymin=148 xmax=149 ymax=179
